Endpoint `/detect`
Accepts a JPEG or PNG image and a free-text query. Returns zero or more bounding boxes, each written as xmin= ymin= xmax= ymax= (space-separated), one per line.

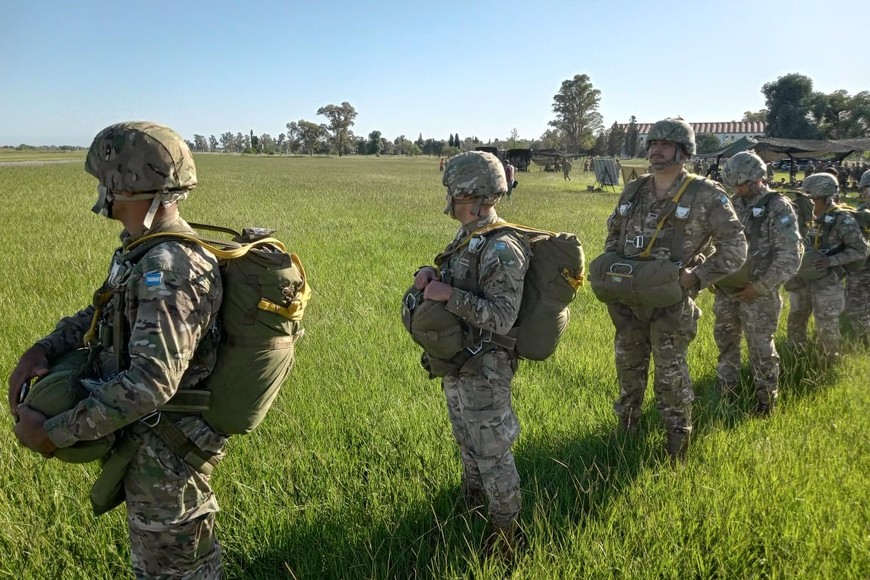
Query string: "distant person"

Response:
xmin=439 ymin=158 xmax=445 ymax=172
xmin=843 ymin=169 xmax=870 ymax=342
xmin=785 ymin=173 xmax=869 ymax=363
xmin=504 ymin=159 xmax=516 ymax=197
xmin=715 ymin=152 xmax=802 ymax=416
xmin=562 ymin=157 xmax=572 ymax=181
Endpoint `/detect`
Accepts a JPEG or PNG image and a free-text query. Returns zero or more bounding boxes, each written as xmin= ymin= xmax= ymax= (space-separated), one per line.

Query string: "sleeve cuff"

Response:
xmin=44 ymin=414 xmax=78 ymax=448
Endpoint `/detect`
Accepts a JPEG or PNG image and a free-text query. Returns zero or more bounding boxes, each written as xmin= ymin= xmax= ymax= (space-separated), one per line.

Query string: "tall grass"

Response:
xmin=0 ymin=155 xmax=867 ymax=579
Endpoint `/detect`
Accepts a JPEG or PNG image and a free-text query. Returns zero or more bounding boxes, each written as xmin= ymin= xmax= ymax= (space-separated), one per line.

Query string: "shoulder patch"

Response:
xmin=779 ymin=215 xmax=794 ymax=226
xmin=144 ymin=271 xmax=163 ymax=287
xmin=720 ymin=194 xmax=730 ymax=205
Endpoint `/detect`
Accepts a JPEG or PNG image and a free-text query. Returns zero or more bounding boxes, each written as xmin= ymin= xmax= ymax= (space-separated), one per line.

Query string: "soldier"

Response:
xmin=562 ymin=157 xmax=572 ymax=181
xmin=8 ymin=122 xmax=226 ymax=577
xmin=603 ymin=117 xmax=746 ymax=460
xmin=714 ymin=152 xmax=802 ymax=416
xmin=414 ymin=151 xmax=529 ymax=556
xmin=785 ymin=173 xmax=869 ymax=362
xmin=843 ymin=169 xmax=870 ymax=341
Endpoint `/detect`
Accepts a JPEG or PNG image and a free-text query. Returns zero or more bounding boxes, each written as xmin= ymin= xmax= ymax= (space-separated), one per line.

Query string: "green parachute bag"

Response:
xmin=401 ymin=285 xmax=465 ymax=361
xmin=588 ymin=252 xmax=683 ymax=308
xmin=22 ymin=349 xmax=115 ymax=463
xmin=126 ymin=224 xmax=311 ymax=436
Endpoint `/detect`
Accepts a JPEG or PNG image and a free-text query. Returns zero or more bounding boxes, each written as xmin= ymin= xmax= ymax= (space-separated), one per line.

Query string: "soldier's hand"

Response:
xmin=13 ymin=404 xmax=57 ymax=458
xmin=813 ymin=255 xmax=830 ymax=272
xmin=734 ymin=283 xmax=760 ymax=302
xmin=8 ymin=345 xmax=49 ymax=419
xmin=414 ymin=267 xmax=438 ymax=290
xmin=423 ymin=280 xmax=453 ymax=302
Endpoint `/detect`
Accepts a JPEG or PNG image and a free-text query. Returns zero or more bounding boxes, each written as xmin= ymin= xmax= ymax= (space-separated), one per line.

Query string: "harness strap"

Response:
xmin=639 ymin=175 xmax=696 ymax=258
xmin=143 ymin=413 xmax=219 ymax=475
xmin=160 ymin=390 xmax=211 ymax=413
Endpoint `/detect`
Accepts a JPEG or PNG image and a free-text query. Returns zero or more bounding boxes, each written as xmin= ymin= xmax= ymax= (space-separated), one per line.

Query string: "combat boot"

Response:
xmin=484 ymin=520 xmax=527 ymax=562
xmin=666 ymin=428 xmax=691 ymax=462
xmin=752 ymin=399 xmax=775 ymax=418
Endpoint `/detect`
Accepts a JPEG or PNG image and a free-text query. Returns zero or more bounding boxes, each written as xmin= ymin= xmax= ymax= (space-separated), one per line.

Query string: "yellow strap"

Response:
xmin=638 ymin=176 xmax=696 ymax=258
xmin=562 ymin=267 xmax=584 ymax=290
xmin=126 ymin=232 xmax=287 ymax=259
xmin=83 ymin=289 xmax=114 ymax=344
xmin=256 ymin=253 xmax=312 ymax=321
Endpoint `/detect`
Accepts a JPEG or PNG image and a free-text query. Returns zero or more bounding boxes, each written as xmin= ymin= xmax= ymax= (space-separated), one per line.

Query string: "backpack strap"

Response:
xmin=745 ymin=192 xmax=779 ymax=255
xmin=632 ymin=174 xmax=698 ymax=260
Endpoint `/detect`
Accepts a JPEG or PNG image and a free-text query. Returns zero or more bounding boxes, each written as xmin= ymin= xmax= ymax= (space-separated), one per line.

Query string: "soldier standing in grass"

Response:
xmin=842 ymin=169 xmax=870 ymax=342
xmin=603 ymin=117 xmax=746 ymax=460
xmin=562 ymin=157 xmax=572 ymax=181
xmin=785 ymin=173 xmax=869 ymax=363
xmin=8 ymin=122 xmax=226 ymax=577
xmin=413 ymin=151 xmax=529 ymax=557
xmin=714 ymin=152 xmax=802 ymax=416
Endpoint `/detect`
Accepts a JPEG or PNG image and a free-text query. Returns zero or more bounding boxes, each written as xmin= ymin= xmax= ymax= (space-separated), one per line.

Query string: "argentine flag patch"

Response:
xmin=144 ymin=271 xmax=163 ymax=287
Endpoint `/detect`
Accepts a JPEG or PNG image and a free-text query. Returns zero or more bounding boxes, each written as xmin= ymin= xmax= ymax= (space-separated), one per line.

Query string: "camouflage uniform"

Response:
xmin=438 ymin=212 xmax=529 ymax=529
xmin=843 ymin=177 xmax=870 ymax=338
xmin=604 ymin=169 xmax=746 ymax=439
xmin=39 ymin=215 xmax=224 ymax=578
xmin=713 ymin=189 xmax=802 ymax=409
xmin=28 ymin=123 xmax=226 ymax=578
xmin=787 ymin=200 xmax=869 ymax=358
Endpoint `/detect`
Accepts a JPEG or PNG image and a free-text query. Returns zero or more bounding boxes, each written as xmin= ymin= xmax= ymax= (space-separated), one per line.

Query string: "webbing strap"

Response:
xmin=160 ymin=389 xmax=211 ymax=413
xmin=638 ymin=176 xmax=696 ymax=258
xmin=145 ymin=414 xmax=218 ymax=475
xmin=126 ymin=231 xmax=287 ymax=259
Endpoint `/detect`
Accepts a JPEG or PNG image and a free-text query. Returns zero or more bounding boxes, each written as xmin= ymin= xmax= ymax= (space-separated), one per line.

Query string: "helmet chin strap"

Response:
xmin=142 ymin=195 xmax=163 ymax=230
xmin=649 ymin=147 xmax=685 ymax=171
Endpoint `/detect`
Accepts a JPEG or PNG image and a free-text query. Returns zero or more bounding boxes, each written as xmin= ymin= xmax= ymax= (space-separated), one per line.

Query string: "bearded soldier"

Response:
xmin=785 ymin=173 xmax=869 ymax=363
xmin=714 ymin=152 xmax=802 ymax=416
xmin=601 ymin=117 xmax=746 ymax=460
xmin=8 ymin=122 xmax=226 ymax=577
xmin=843 ymin=170 xmax=870 ymax=341
xmin=413 ymin=151 xmax=529 ymax=556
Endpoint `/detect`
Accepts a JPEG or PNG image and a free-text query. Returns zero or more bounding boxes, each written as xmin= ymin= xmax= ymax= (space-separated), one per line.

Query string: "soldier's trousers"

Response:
xmin=607 ymin=297 xmax=701 ymax=433
xmin=443 ymin=348 xmax=521 ymax=528
xmin=713 ymin=289 xmax=781 ymax=407
xmin=844 ymin=265 xmax=870 ymax=339
xmin=124 ymin=417 xmax=226 ymax=579
xmin=786 ymin=274 xmax=845 ymax=356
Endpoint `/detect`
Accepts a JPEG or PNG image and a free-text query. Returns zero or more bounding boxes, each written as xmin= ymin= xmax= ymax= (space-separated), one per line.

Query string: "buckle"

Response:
xmin=403 ymin=292 xmax=418 ymax=310
xmin=139 ymin=412 xmax=161 ymax=427
xmin=626 ymin=235 xmax=644 ymax=249
xmin=466 ymin=330 xmax=493 ymax=355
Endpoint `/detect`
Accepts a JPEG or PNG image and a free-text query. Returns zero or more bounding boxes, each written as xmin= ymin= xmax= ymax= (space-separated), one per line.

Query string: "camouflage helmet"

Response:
xmin=442 ymin=151 xmax=507 ymax=200
xmin=801 ymin=173 xmax=839 ymax=199
xmin=859 ymin=169 xmax=870 ymax=190
xmin=645 ymin=117 xmax=696 ymax=155
xmin=23 ymin=366 xmax=114 ymax=463
xmin=85 ymin=122 xmax=197 ymax=194
xmin=722 ymin=151 xmax=767 ymax=187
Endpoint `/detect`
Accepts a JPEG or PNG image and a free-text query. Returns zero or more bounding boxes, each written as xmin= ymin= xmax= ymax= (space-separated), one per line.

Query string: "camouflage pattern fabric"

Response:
xmin=604 ymin=170 xmax=746 ymax=436
xmin=713 ymin=291 xmax=782 ymax=407
xmin=436 ymin=213 xmax=528 ymax=527
xmin=844 ymin=199 xmax=870 ymax=339
xmin=713 ymin=188 xmax=801 ymax=408
xmin=786 ymin=207 xmax=870 ymax=357
xmin=37 ymin=214 xmax=225 ymax=577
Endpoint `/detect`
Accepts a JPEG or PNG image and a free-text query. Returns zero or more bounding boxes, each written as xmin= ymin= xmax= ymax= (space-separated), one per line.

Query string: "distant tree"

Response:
xmin=219 ymin=132 xmax=236 ymax=153
xmin=742 ymin=109 xmax=767 ymax=123
xmin=193 ymin=134 xmax=208 ymax=152
xmin=625 ymin=116 xmax=639 ymax=157
xmin=408 ymin=143 xmax=422 ymax=156
xmin=208 ymin=135 xmax=218 ymax=152
xmin=316 ymin=102 xmax=357 ymax=156
xmin=276 ymin=133 xmax=286 ymax=154
xmin=762 ymin=73 xmax=819 ymax=139
xmin=696 ymin=133 xmax=722 ymax=154
xmin=809 ymin=89 xmax=870 ymax=139
xmin=259 ymin=133 xmax=275 ymax=154
xmin=184 ymin=140 xmax=195 ymax=152
xmin=538 ymin=128 xmax=564 ymax=150
xmin=606 ymin=121 xmax=625 ymax=157
xmin=367 ymin=130 xmax=382 ymax=155
xmin=454 ymin=133 xmax=461 ymax=149
xmin=549 ymin=73 xmax=603 ymax=153
xmin=507 ymin=128 xmax=520 ymax=149
xmin=592 ymin=130 xmax=608 ymax=157
xmin=287 ymin=120 xmax=326 ymax=155
xmin=415 ymin=133 xmax=424 ymax=148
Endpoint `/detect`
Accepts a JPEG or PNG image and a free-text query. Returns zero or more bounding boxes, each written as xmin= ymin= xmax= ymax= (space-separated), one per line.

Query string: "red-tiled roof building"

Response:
xmin=618 ymin=121 xmax=766 ymax=154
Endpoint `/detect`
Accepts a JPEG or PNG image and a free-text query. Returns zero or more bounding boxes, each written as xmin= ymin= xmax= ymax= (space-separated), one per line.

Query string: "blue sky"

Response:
xmin=2 ymin=0 xmax=867 ymax=146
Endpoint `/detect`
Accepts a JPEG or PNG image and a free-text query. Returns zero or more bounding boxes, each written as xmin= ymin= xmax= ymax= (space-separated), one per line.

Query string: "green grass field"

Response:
xmin=0 ymin=154 xmax=867 ymax=579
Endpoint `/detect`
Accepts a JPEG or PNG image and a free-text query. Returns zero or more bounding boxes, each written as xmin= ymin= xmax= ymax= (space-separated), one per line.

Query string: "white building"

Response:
xmin=619 ymin=121 xmax=766 ymax=152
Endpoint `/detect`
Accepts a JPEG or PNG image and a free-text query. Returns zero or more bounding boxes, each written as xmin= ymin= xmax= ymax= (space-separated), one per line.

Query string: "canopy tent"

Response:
xmin=751 ymin=137 xmax=870 ymax=162
xmin=693 ymin=136 xmax=758 ymax=160
xmin=530 ymin=149 xmax=581 ymax=167
xmin=506 ymin=148 xmax=533 ymax=172
xmin=620 ymin=160 xmax=648 ymax=184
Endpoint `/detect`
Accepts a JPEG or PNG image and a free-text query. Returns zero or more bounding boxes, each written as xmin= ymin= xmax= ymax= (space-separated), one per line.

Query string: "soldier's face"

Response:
xmin=648 ymin=140 xmax=680 ymax=169
xmin=731 ymin=182 xmax=751 ymax=198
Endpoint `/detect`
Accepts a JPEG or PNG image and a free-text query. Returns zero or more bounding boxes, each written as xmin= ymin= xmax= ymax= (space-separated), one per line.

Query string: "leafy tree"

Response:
xmin=537 ymin=128 xmax=564 ymax=150
xmin=809 ymin=90 xmax=870 ymax=139
xmin=192 ymin=134 xmax=208 ymax=152
xmin=762 ymin=73 xmax=819 ymax=139
xmin=415 ymin=133 xmax=424 ymax=148
xmin=259 ymin=134 xmax=275 ymax=154
xmin=625 ymin=116 xmax=639 ymax=158
xmin=696 ymin=133 xmax=722 ymax=154
xmin=219 ymin=132 xmax=237 ymax=153
xmin=367 ymin=130 xmax=382 ymax=155
xmin=287 ymin=120 xmax=326 ymax=155
xmin=276 ymin=133 xmax=286 ymax=154
xmin=317 ymin=102 xmax=357 ymax=156
xmin=742 ymin=109 xmax=767 ymax=122
xmin=250 ymin=130 xmax=259 ymax=153
xmin=454 ymin=133 xmax=461 ymax=149
xmin=592 ymin=130 xmax=607 ymax=156
xmin=549 ymin=74 xmax=603 ymax=153
xmin=208 ymin=135 xmax=218 ymax=152
xmin=606 ymin=122 xmax=625 ymax=157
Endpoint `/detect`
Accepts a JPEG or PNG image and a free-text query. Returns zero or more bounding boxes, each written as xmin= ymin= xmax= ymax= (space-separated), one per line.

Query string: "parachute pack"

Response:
xmin=405 ymin=222 xmax=585 ymax=365
xmin=124 ymin=223 xmax=311 ymax=438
